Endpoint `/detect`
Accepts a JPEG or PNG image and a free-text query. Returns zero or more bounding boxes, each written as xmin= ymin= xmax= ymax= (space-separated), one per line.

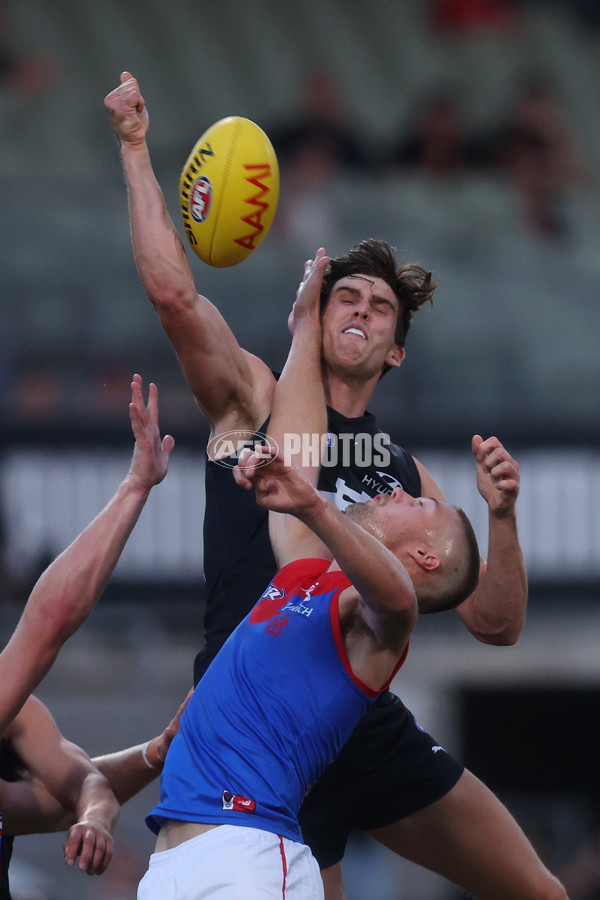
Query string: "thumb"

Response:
xmin=471 ymin=434 xmax=483 ymax=456
xmin=120 ymin=71 xmax=134 ymax=84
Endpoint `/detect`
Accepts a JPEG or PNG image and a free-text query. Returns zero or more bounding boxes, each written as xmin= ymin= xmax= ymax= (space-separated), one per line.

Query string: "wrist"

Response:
xmin=141 ymin=738 xmax=162 ymax=770
xmin=489 ymin=506 xmax=518 ymax=522
xmin=120 ymin=137 xmax=149 ymax=157
xmin=298 ymin=489 xmax=329 ymax=526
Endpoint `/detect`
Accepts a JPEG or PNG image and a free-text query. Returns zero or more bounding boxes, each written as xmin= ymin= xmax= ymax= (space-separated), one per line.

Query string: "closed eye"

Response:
xmin=371 ymin=298 xmax=395 ymax=315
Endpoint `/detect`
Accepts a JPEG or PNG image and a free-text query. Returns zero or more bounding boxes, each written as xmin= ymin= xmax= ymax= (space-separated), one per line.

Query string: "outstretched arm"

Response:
xmin=104 ymin=72 xmax=275 ymax=434
xmin=235 ymin=250 xmax=329 ymax=565
xmin=416 ymin=434 xmax=527 ymax=645
xmin=0 ymin=375 xmax=174 ymax=736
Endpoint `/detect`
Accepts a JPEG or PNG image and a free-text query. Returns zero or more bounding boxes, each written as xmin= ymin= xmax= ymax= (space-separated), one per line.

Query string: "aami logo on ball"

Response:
xmin=234 ymin=164 xmax=273 ymax=251
xmin=190 ymin=176 xmax=213 ymax=223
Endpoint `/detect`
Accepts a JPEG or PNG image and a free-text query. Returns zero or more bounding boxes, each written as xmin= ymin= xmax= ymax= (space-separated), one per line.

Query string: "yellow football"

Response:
xmin=180 ymin=116 xmax=279 ymax=267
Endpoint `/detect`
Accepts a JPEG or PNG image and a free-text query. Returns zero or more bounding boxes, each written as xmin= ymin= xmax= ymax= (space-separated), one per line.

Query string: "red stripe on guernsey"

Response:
xmin=278 ymin=835 xmax=288 ymax=898
xmin=330 ymin=595 xmax=409 ymax=697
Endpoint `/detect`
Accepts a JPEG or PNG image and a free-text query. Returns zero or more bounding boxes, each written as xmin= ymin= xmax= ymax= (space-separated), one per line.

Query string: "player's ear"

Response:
xmin=386 ymin=345 xmax=405 ymax=369
xmin=407 ymin=545 xmax=440 ymax=573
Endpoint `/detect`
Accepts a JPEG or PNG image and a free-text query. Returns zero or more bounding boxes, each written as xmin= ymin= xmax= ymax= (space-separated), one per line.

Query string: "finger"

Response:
xmin=119 ymin=71 xmax=144 ymax=107
xmin=147 ymin=382 xmax=159 ymax=423
xmin=486 ymin=449 xmax=517 ymax=473
xmin=495 ymin=478 xmax=519 ymax=494
xmin=63 ymin=831 xmax=79 ymax=867
xmin=490 ymin=459 xmax=518 ymax=479
xmin=237 ymin=447 xmax=255 ymax=468
xmin=232 ymin=464 xmax=254 ymax=490
xmin=306 ymin=251 xmax=330 ymax=286
xmin=91 ymin=837 xmax=113 ymax=875
xmin=478 ymin=436 xmax=504 ymax=458
xmin=161 ymin=434 xmax=175 ymax=456
xmin=471 ymin=434 xmax=483 ymax=455
xmin=77 ymin=829 xmax=97 ymax=872
xmin=130 ymin=375 xmax=144 ymax=410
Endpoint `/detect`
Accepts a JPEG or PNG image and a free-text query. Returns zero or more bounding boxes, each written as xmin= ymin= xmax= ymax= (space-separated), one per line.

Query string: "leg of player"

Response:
xmin=366 ymin=769 xmax=568 ymax=900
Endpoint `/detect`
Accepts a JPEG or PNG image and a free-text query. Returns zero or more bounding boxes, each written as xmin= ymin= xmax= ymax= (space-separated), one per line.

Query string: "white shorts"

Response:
xmin=137 ymin=824 xmax=324 ymax=900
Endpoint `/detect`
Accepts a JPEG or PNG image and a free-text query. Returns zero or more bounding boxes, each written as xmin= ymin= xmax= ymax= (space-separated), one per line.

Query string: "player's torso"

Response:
xmin=154 ymin=560 xmax=375 ymax=841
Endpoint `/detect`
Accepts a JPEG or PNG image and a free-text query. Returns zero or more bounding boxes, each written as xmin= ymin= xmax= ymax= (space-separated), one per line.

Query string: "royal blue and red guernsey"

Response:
xmin=148 ymin=558 xmax=408 ymax=843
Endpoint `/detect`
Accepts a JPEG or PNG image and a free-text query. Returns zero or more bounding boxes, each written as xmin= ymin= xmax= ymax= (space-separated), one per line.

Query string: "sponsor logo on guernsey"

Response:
xmin=222 ymin=790 xmax=256 ymax=814
xmin=281 ymin=582 xmax=316 ymax=618
xmin=322 ymin=473 xmax=405 ymax=512
xmin=261 ymin=584 xmax=286 ymax=603
xmin=249 ymin=584 xmax=286 ymax=626
xmin=321 ymin=477 xmax=372 ymax=511
xmin=265 ymin=615 xmax=289 ymax=636
xmin=432 ymin=745 xmax=445 ymax=754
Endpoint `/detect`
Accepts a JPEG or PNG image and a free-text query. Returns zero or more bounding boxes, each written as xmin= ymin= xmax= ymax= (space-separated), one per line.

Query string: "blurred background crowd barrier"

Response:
xmin=1 ymin=0 xmax=599 ymax=897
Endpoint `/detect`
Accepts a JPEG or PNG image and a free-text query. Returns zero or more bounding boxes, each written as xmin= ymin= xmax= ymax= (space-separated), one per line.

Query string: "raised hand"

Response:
xmin=233 ymin=447 xmax=319 ymax=517
xmin=152 ymin=689 xmax=193 ymax=767
xmin=128 ymin=374 xmax=175 ymax=489
xmin=287 ymin=248 xmax=329 ymax=335
xmin=472 ymin=435 xmax=520 ymax=517
xmin=104 ymin=71 xmax=149 ymax=147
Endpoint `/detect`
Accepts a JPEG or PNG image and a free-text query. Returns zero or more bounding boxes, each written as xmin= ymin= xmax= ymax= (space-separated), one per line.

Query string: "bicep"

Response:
xmin=0 ymin=778 xmax=72 ymax=836
xmin=157 ymin=293 xmax=276 ymax=431
xmin=5 ymin=696 xmax=93 ymax=801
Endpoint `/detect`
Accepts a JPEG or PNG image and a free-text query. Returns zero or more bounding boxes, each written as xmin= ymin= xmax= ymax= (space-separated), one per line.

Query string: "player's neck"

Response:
xmin=324 ymin=370 xmax=378 ymax=419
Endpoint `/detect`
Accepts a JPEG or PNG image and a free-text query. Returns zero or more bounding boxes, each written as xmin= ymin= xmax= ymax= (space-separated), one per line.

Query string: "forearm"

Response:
xmin=268 ymin=324 xmax=326 ymax=486
xmin=456 ymin=511 xmax=527 ymax=645
xmin=301 ymin=496 xmax=415 ymax=615
xmin=92 ymin=737 xmax=163 ymax=804
xmin=0 ymin=478 xmax=153 ymax=734
xmin=72 ymin=771 xmax=120 ymax=834
xmin=120 ymin=141 xmax=197 ymax=308
xmin=22 ymin=476 xmax=151 ymax=644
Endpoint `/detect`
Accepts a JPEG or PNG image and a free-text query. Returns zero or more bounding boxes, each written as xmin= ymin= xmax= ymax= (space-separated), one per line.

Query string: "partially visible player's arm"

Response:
xmin=104 ymin=72 xmax=275 ymax=434
xmin=0 ymin=690 xmax=191 ymax=838
xmin=2 ymin=696 xmax=118 ymax=874
xmin=0 ymin=377 xmax=174 ymax=736
xmin=90 ymin=688 xmax=192 ymax=804
xmin=416 ymin=434 xmax=526 ymax=645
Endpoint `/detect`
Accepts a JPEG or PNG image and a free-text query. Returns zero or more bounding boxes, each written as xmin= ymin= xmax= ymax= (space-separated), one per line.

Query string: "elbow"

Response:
xmin=149 ymin=284 xmax=194 ymax=317
xmin=476 ymin=621 xmax=523 ymax=647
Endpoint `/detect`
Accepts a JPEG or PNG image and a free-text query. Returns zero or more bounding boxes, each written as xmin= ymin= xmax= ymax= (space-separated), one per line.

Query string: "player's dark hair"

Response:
xmin=321 ymin=239 xmax=437 ymax=373
xmin=419 ymin=507 xmax=480 ymax=615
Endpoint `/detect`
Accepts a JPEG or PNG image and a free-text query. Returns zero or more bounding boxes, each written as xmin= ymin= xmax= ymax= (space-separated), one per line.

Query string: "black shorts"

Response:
xmin=298 ymin=690 xmax=464 ymax=869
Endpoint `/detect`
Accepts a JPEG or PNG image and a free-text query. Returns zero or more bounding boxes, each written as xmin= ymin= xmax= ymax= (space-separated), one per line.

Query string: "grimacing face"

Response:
xmin=344 ymin=489 xmax=458 ymax=559
xmin=320 ymin=275 xmax=405 ymax=379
